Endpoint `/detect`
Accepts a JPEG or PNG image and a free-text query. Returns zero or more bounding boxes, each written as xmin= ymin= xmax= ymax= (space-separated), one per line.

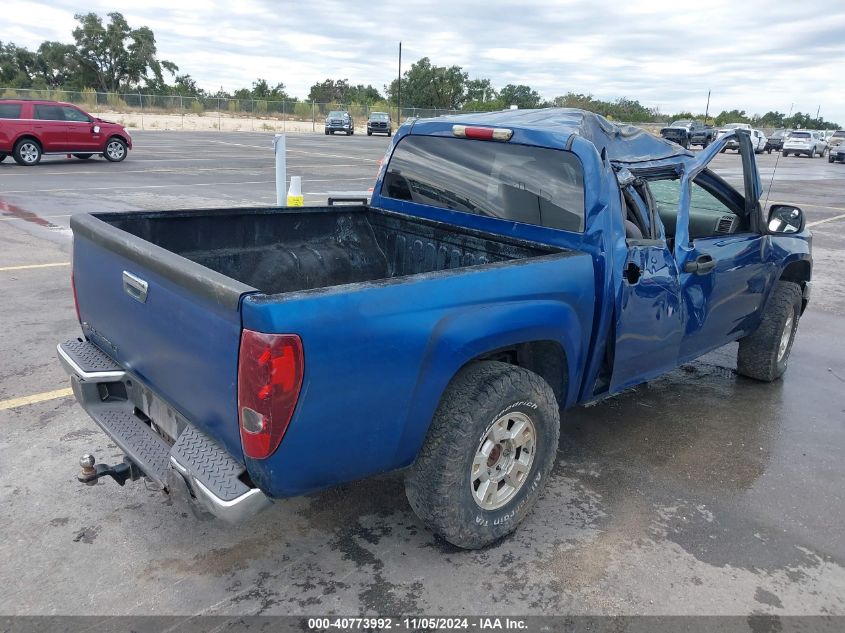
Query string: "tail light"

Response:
xmin=238 ymin=330 xmax=304 ymax=459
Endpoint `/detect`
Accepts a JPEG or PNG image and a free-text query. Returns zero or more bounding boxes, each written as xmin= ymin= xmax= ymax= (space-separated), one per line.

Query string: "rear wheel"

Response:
xmin=13 ymin=138 xmax=42 ymax=166
xmin=829 ymin=154 xmax=835 ymax=163
xmin=73 ymin=153 xmax=93 ymax=160
xmin=405 ymin=361 xmax=561 ymax=549
xmin=0 ymin=153 xmax=6 ymax=162
xmin=737 ymin=281 xmax=802 ymax=382
xmin=103 ymin=138 xmax=127 ymax=162
xmin=782 ymin=151 xmax=789 ymax=157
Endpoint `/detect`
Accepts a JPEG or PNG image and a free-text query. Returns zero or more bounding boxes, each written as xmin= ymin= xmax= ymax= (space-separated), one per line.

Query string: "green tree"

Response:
xmin=714 ymin=109 xmax=750 ymax=126
xmin=347 ymin=83 xmax=382 ymax=104
xmin=466 ymin=78 xmax=497 ymax=103
xmin=0 ymin=41 xmax=38 ymax=87
xmin=250 ymin=78 xmax=290 ymax=100
xmin=386 ymin=57 xmax=468 ymax=109
xmin=71 ymin=12 xmax=177 ymax=92
xmin=499 ymin=84 xmax=541 ymax=109
xmin=308 ymin=78 xmax=350 ymax=103
xmin=34 ymin=41 xmax=77 ymax=88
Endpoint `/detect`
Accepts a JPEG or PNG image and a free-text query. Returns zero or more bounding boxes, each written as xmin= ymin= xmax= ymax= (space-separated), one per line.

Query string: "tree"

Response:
xmin=35 ymin=41 xmax=77 ymax=88
xmin=346 ymin=83 xmax=382 ymax=104
xmin=71 ymin=12 xmax=177 ymax=92
xmin=714 ymin=109 xmax=749 ymax=126
xmin=499 ymin=84 xmax=541 ymax=109
xmin=386 ymin=57 xmax=468 ymax=109
xmin=0 ymin=41 xmax=38 ymax=87
xmin=466 ymin=78 xmax=497 ymax=103
xmin=308 ymin=78 xmax=350 ymax=103
xmin=170 ymin=74 xmax=204 ymax=97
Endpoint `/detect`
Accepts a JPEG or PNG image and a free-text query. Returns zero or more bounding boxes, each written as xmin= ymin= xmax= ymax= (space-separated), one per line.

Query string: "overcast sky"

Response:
xmin=5 ymin=0 xmax=845 ymax=124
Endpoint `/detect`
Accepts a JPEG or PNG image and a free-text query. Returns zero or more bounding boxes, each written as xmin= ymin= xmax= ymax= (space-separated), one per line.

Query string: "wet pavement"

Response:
xmin=0 ymin=132 xmax=843 ymax=617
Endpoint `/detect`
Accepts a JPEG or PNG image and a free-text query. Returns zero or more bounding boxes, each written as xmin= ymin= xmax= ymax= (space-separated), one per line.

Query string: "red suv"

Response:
xmin=0 ymin=100 xmax=132 ymax=166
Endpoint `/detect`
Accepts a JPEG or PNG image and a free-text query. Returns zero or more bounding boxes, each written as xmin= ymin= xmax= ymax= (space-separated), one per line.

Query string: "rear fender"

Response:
xmin=393 ymin=300 xmax=586 ymax=467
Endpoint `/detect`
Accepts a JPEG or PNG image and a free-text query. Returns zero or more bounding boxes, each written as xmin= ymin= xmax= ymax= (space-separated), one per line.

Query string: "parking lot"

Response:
xmin=1 ymin=131 xmax=844 ymax=618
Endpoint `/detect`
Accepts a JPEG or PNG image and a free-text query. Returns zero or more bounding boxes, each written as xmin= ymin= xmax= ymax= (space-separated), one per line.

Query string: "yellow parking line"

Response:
xmin=0 ymin=262 xmax=70 ymax=272
xmin=0 ymin=388 xmax=73 ymax=411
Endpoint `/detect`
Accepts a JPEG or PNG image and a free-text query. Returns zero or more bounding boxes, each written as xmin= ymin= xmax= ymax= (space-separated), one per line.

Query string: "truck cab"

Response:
xmin=59 ymin=109 xmax=811 ymax=549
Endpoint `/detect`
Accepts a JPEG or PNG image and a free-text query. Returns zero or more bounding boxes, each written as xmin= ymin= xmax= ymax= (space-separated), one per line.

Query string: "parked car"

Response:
xmin=367 ymin=111 xmax=392 ymax=136
xmin=58 ymin=110 xmax=811 ymax=549
xmin=828 ymin=130 xmax=845 ymax=149
xmin=688 ymin=124 xmax=717 ymax=148
xmin=324 ymin=110 xmax=354 ymax=135
xmin=717 ymin=123 xmax=753 ymax=152
xmin=660 ymin=120 xmax=715 ymax=148
xmin=750 ymin=129 xmax=768 ymax=153
xmin=828 ymin=143 xmax=845 ymax=163
xmin=783 ymin=130 xmax=827 ymax=157
xmin=765 ymin=129 xmax=792 ymax=153
xmin=0 ymin=99 xmax=131 ymax=166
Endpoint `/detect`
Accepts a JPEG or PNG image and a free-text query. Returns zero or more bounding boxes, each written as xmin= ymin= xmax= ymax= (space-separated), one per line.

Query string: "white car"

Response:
xmin=751 ymin=129 xmax=768 ymax=153
xmin=717 ymin=123 xmax=755 ymax=153
xmin=783 ymin=130 xmax=827 ymax=158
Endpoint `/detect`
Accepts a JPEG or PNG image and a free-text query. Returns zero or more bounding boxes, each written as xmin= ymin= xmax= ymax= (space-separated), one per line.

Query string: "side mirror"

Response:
xmin=768 ymin=205 xmax=804 ymax=234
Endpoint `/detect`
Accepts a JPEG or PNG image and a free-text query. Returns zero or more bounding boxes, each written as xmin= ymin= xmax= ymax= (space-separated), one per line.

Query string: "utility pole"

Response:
xmin=704 ymin=90 xmax=711 ymax=125
xmin=816 ymin=104 xmax=821 ymax=122
xmin=397 ymin=42 xmax=402 ymax=124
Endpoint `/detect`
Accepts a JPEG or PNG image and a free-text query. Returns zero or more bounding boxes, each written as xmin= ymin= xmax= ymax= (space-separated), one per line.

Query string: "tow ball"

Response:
xmin=77 ymin=454 xmax=143 ymax=486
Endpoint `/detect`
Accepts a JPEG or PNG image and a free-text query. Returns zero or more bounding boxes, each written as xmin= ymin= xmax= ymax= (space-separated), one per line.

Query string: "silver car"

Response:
xmin=782 ymin=131 xmax=826 ymax=158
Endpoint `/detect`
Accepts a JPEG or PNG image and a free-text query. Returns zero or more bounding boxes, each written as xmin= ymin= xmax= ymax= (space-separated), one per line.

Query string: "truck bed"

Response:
xmin=98 ymin=205 xmax=558 ymax=295
xmin=69 ymin=205 xmax=576 ymax=468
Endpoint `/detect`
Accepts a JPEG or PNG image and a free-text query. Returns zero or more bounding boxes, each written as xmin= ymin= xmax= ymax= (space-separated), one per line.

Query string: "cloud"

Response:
xmin=6 ymin=0 xmax=845 ymax=124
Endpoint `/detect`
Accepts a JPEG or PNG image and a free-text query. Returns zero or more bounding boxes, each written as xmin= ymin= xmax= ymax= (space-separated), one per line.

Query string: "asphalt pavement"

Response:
xmin=0 ymin=131 xmax=843 ymax=619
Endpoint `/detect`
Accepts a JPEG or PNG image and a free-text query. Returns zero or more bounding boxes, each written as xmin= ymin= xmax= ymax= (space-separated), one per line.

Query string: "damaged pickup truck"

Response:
xmin=58 ymin=109 xmax=812 ymax=549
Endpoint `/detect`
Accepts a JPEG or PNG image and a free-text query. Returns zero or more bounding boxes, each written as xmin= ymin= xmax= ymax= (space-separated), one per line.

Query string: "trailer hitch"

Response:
xmin=78 ymin=454 xmax=143 ymax=486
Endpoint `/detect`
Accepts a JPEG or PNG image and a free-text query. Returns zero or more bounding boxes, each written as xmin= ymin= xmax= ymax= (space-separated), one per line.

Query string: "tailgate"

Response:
xmin=70 ymin=214 xmax=256 ymax=459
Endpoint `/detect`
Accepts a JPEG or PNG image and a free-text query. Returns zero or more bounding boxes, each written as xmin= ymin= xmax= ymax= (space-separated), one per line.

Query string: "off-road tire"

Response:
xmin=737 ymin=281 xmax=802 ymax=382
xmin=405 ymin=361 xmax=560 ymax=549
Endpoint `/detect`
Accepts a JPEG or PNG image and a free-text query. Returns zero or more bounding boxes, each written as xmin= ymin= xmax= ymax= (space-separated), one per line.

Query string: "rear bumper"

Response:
xmin=57 ymin=339 xmax=271 ymax=522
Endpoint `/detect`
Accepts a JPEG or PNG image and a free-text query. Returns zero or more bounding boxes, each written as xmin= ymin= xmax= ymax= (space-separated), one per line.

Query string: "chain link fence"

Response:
xmin=0 ymin=87 xmax=470 ymax=132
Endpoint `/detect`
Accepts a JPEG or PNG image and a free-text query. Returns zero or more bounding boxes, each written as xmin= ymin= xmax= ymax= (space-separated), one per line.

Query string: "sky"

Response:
xmin=4 ymin=0 xmax=845 ymax=124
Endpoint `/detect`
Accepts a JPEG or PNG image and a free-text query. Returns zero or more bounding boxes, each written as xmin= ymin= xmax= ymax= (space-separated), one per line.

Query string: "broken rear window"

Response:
xmin=383 ymin=135 xmax=585 ymax=233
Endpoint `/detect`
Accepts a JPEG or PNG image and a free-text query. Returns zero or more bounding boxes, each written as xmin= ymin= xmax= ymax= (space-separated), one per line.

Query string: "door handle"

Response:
xmin=684 ymin=254 xmax=716 ymax=275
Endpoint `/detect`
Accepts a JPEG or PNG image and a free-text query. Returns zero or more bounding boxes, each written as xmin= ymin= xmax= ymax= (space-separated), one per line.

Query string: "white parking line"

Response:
xmin=205 ymin=139 xmax=379 ymax=163
xmin=807 ymin=212 xmax=845 ymax=228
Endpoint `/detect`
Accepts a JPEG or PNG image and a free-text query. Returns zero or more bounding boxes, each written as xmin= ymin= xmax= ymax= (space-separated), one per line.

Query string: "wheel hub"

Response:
xmin=471 ymin=411 xmax=536 ymax=511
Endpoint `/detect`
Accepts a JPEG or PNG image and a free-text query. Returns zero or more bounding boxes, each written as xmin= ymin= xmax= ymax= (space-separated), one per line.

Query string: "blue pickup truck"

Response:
xmin=58 ymin=109 xmax=812 ymax=549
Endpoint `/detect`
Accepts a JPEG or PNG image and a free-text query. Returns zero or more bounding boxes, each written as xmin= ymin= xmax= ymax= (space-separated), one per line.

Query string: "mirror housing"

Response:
xmin=768 ymin=204 xmax=804 ymax=234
